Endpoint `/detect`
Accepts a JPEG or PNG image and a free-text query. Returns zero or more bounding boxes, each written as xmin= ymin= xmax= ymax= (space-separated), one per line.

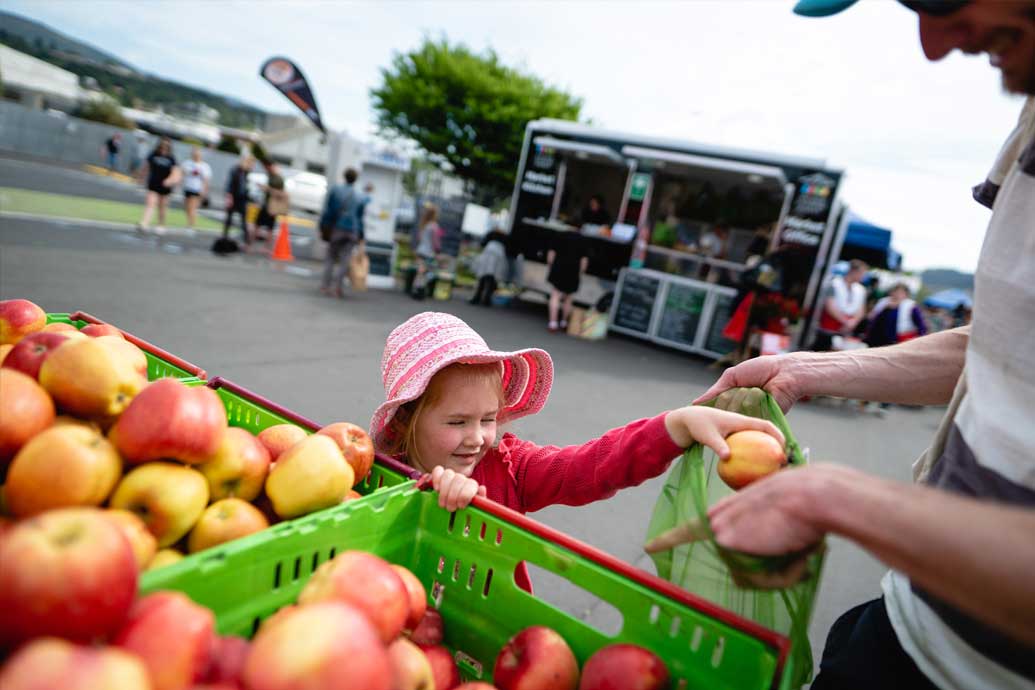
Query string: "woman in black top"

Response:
xmin=546 ymin=230 xmax=589 ymax=332
xmin=136 ymin=138 xmax=181 ymax=235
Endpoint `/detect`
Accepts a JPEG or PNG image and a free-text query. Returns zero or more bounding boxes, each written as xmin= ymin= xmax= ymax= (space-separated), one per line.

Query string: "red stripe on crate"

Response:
xmin=70 ymin=311 xmax=207 ymax=379
xmin=205 ymin=377 xmax=421 ymax=481
xmin=467 ymin=494 xmax=792 ymax=683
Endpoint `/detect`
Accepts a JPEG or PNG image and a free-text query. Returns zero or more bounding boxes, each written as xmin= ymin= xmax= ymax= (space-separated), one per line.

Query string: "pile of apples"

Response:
xmin=0 ymin=298 xmax=376 ymax=569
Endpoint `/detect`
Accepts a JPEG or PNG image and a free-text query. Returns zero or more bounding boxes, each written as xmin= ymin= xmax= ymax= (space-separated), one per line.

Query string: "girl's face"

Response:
xmin=412 ymin=368 xmax=501 ymax=476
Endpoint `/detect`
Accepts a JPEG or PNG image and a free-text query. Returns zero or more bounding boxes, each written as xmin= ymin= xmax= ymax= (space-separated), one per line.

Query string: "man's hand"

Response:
xmin=694 ymin=355 xmax=804 ymax=413
xmin=428 ymin=466 xmax=486 ymax=512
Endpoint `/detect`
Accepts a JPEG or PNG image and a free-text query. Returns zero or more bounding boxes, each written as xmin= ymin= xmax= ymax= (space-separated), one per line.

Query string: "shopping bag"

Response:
xmin=645 ymin=389 xmax=824 ymax=689
xmin=565 ymin=307 xmax=586 ymax=336
xmin=348 ymin=250 xmax=369 ymax=292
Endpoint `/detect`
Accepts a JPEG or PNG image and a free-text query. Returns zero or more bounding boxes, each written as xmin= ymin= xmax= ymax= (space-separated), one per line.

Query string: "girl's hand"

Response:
xmin=664 ymin=406 xmax=785 ymax=460
xmin=429 ymin=466 xmax=486 ymax=511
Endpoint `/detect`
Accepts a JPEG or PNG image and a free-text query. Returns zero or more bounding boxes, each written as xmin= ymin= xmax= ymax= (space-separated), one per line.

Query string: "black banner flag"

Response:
xmin=259 ymin=57 xmax=325 ymax=133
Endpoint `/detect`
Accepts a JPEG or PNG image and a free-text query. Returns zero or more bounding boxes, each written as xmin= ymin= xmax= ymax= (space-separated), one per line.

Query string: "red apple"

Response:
xmin=81 ymin=323 xmax=124 ymax=338
xmin=388 ymin=638 xmax=435 ymax=690
xmin=2 ymin=331 xmax=71 ymax=379
xmin=0 ymin=637 xmax=151 ymax=690
xmin=316 ymin=421 xmax=375 ymax=481
xmin=110 ymin=378 xmax=228 ymax=464
xmin=298 ymin=550 xmax=409 ymax=643
xmin=0 ymin=507 xmax=137 ymax=648
xmin=410 ymin=607 xmax=445 ymax=646
xmin=578 ymin=644 xmax=670 ymax=690
xmin=114 ymin=591 xmax=216 ymax=690
xmin=201 ymin=635 xmax=251 ymax=686
xmin=242 ymin=602 xmax=391 ymax=690
xmin=457 ymin=685 xmax=499 ymax=690
xmin=494 ymin=627 xmax=579 ymax=690
xmin=0 ymin=299 xmax=46 ymax=345
xmin=420 ymin=644 xmax=461 ymax=690
xmin=342 ymin=489 xmax=363 ymax=502
xmin=42 ymin=322 xmax=81 ymax=334
xmin=0 ymin=368 xmax=55 ymax=464
xmin=256 ymin=423 xmax=308 ymax=462
xmin=393 ymin=564 xmax=428 ymax=630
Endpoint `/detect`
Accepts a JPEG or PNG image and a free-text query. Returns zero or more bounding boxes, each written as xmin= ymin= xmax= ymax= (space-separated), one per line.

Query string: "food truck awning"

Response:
xmin=533 ymin=136 xmax=627 ymax=165
xmin=841 ymin=212 xmax=901 ymax=270
xmin=620 ymin=145 xmax=788 ymax=186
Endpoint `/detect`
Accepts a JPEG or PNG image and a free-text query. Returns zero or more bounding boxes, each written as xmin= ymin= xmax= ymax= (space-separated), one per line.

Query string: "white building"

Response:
xmin=0 ymin=44 xmax=105 ymax=111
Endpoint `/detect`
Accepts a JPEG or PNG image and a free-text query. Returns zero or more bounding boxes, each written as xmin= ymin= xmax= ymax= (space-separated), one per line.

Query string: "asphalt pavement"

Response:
xmin=0 ymin=154 xmax=947 ymax=673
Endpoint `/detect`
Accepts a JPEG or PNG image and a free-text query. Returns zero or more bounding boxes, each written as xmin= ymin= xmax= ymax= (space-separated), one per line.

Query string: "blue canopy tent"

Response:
xmin=924 ymin=289 xmax=973 ymax=310
xmin=839 ymin=213 xmax=901 ymax=270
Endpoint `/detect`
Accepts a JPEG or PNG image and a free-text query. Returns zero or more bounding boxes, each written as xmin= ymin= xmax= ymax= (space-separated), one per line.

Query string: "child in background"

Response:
xmin=469 ymin=229 xmax=509 ymax=306
xmin=371 ymin=312 xmax=783 ymax=554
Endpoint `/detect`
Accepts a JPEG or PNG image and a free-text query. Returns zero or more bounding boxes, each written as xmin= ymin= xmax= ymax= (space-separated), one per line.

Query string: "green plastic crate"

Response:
xmin=45 ymin=312 xmax=205 ymax=381
xmin=142 ymin=483 xmax=794 ymax=689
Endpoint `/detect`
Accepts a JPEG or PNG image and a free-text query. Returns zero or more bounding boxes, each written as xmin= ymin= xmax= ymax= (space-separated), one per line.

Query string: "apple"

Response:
xmin=0 ymin=343 xmax=13 ymax=364
xmin=242 ymin=602 xmax=391 ymax=690
xmin=342 ymin=489 xmax=363 ymax=502
xmin=420 ymin=644 xmax=461 ymax=690
xmin=265 ymin=435 xmax=353 ymax=519
xmin=577 ymin=644 xmax=669 ymax=690
xmin=0 ymin=298 xmax=46 ymax=344
xmin=188 ymin=498 xmax=270 ymax=553
xmin=316 ymin=421 xmax=375 ymax=482
xmin=0 ymin=507 xmax=137 ymax=647
xmin=52 ymin=414 xmax=101 ymax=431
xmin=0 ymin=637 xmax=151 ymax=690
xmin=410 ymin=607 xmax=445 ymax=646
xmin=457 ymin=685 xmax=499 ymax=690
xmin=6 ymin=425 xmax=121 ymax=517
xmin=110 ymin=379 xmax=227 ymax=465
xmin=38 ymin=337 xmax=145 ymax=420
xmin=115 ymin=591 xmax=216 ymax=690
xmin=393 ymin=564 xmax=428 ymax=630
xmin=717 ymin=430 xmax=788 ymax=491
xmin=95 ymin=335 xmax=148 ymax=377
xmin=257 ymin=604 xmax=298 ymax=635
xmin=298 ymin=550 xmax=409 ymax=643
xmin=494 ymin=627 xmax=579 ymax=690
xmin=43 ymin=322 xmax=82 ymax=334
xmin=197 ymin=427 xmax=271 ymax=502
xmin=201 ymin=635 xmax=251 ymax=686
xmin=81 ymin=323 xmax=123 ymax=338
xmin=256 ymin=423 xmax=308 ymax=462
xmin=104 ymin=509 xmax=158 ymax=570
xmin=2 ymin=330 xmax=71 ymax=379
xmin=388 ymin=638 xmax=435 ymax=690
xmin=110 ymin=462 xmax=210 ymax=547
xmin=0 ymin=368 xmax=55 ymax=463
xmin=148 ymin=548 xmax=185 ymax=571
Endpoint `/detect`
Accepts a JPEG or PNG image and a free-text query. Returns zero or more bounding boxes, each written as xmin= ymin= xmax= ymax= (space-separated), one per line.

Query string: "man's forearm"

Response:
xmin=812 ymin=466 xmax=1035 ymax=646
xmin=790 ymin=326 xmax=968 ymax=405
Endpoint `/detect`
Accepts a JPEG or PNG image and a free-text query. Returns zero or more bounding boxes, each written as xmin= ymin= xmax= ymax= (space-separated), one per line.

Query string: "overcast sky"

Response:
xmin=6 ymin=0 xmax=1027 ymax=272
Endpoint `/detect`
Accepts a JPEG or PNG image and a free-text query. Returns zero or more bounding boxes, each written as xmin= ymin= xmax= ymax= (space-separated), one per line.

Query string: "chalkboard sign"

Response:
xmin=656 ymin=283 xmax=707 ymax=348
xmin=613 ymin=271 xmax=660 ymax=335
xmin=702 ymin=291 xmax=738 ymax=355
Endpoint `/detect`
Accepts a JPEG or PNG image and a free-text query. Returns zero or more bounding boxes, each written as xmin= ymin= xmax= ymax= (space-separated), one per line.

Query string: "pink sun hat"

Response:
xmin=370 ymin=312 xmax=553 ymax=452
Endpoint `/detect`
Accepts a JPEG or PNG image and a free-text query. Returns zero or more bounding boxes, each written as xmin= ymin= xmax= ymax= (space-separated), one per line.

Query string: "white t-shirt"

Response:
xmin=180 ymin=160 xmax=212 ymax=194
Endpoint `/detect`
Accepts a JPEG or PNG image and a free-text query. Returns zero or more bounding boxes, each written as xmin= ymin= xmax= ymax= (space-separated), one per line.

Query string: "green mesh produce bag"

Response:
xmin=645 ymin=388 xmax=825 ymax=689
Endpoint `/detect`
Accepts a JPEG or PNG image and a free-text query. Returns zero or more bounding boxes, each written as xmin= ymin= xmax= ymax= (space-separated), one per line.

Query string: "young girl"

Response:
xmin=372 ymin=312 xmax=784 ymax=519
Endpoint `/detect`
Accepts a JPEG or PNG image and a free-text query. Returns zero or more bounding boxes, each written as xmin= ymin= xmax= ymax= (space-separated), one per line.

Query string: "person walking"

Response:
xmin=254 ymin=160 xmax=289 ymax=251
xmin=411 ymin=203 xmax=444 ymax=300
xmin=863 ymin=283 xmax=928 ymax=348
xmin=690 ymin=2 xmax=1035 ymax=687
xmin=319 ymin=167 xmax=362 ymax=298
xmin=180 ymin=147 xmax=212 ymax=232
xmin=136 ymin=138 xmax=180 ymax=235
xmin=103 ymin=133 xmax=121 ymax=171
xmin=130 ymin=132 xmax=149 ymax=177
xmin=812 ymin=259 xmax=868 ymax=351
xmin=222 ymin=155 xmax=254 ymax=248
xmin=546 ymin=229 xmax=589 ymax=332
xmin=469 ymin=229 xmax=508 ymax=306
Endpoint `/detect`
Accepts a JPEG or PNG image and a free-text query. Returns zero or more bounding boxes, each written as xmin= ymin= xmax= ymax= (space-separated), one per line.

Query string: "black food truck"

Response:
xmin=505 ymin=119 xmax=851 ymax=358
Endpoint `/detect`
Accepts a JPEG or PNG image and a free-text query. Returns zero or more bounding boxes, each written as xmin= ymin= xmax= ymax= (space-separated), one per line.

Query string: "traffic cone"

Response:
xmin=271 ymin=219 xmax=294 ymax=262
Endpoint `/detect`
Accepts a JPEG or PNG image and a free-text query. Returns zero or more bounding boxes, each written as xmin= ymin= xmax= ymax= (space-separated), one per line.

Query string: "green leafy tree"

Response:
xmin=75 ymin=99 xmax=132 ymax=129
xmin=372 ymin=37 xmax=583 ymax=203
xmin=216 ymin=135 xmax=242 ymax=155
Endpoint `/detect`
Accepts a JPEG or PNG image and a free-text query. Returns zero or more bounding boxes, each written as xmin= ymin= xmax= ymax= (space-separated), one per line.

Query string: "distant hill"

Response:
xmin=0 ymin=10 xmax=267 ymax=130
xmin=921 ymin=268 xmax=974 ymax=292
xmin=0 ymin=10 xmax=135 ymax=73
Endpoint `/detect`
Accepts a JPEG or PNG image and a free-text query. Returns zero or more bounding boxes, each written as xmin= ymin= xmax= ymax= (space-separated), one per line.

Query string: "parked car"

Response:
xmin=246 ymin=170 xmax=328 ymax=215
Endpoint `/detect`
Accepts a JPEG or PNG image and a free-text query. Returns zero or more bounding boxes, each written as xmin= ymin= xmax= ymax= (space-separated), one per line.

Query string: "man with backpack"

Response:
xmin=319 ymin=168 xmax=362 ymax=298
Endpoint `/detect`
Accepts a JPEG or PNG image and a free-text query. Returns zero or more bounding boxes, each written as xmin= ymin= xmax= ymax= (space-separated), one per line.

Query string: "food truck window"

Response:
xmin=555 ymin=158 xmax=627 ymax=226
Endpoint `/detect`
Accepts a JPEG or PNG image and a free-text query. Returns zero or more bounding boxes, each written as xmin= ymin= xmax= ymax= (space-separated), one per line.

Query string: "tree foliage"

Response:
xmin=75 ymin=99 xmax=132 ymax=129
xmin=371 ymin=37 xmax=583 ymax=203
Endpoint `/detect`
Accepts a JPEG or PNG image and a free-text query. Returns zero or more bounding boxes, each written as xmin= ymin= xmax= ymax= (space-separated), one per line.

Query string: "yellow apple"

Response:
xmin=188 ymin=498 xmax=269 ymax=553
xmin=104 ymin=509 xmax=158 ymax=570
xmin=109 ymin=462 xmax=209 ymax=547
xmin=147 ymin=548 xmax=185 ymax=571
xmin=38 ymin=337 xmax=145 ymax=420
xmin=265 ymin=435 xmax=353 ymax=519
xmin=197 ymin=427 xmax=271 ymax=502
xmin=717 ymin=430 xmax=788 ymax=491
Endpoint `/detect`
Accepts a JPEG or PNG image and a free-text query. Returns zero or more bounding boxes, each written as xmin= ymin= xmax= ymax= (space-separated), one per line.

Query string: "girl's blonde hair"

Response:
xmin=419 ymin=203 xmax=439 ymax=229
xmin=382 ymin=362 xmax=505 ymax=468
